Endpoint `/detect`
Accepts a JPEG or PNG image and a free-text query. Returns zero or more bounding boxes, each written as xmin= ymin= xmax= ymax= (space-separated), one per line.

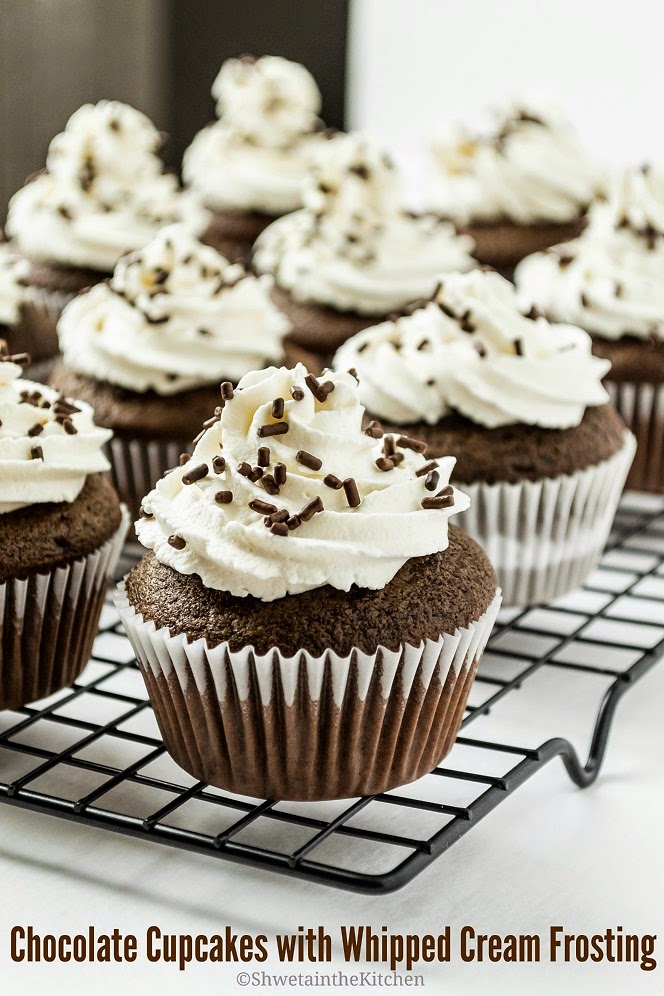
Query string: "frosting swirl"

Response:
xmin=0 ymin=243 xmax=28 ymax=326
xmin=57 ymin=225 xmax=291 ymax=395
xmin=7 ymin=101 xmax=208 ymax=272
xmin=0 ymin=348 xmax=111 ymax=514
xmin=254 ymin=133 xmax=476 ymax=314
xmin=136 ymin=364 xmax=469 ymax=600
xmin=516 ymin=166 xmax=664 ymax=341
xmin=429 ymin=98 xmax=604 ymax=225
xmin=334 ymin=270 xmax=610 ymax=430
xmin=183 ymin=55 xmax=323 ymax=215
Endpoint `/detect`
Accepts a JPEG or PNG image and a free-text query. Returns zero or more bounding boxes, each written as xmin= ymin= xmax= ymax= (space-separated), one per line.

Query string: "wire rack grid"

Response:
xmin=1 ymin=492 xmax=663 ymax=895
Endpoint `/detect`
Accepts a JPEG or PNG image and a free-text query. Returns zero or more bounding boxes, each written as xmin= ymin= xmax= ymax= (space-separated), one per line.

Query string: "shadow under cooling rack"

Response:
xmin=1 ymin=492 xmax=663 ymax=894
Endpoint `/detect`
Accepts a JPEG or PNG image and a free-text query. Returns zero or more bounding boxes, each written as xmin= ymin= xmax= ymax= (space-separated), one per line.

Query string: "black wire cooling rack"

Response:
xmin=1 ymin=492 xmax=663 ymax=895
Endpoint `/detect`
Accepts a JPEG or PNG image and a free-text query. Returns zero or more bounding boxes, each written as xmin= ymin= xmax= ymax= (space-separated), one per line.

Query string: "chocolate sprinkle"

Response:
xmin=305 ymin=373 xmax=335 ymax=403
xmin=296 ymin=450 xmax=322 ymax=471
xmin=300 ymin=496 xmax=324 ymax=521
xmin=343 ymin=477 xmax=361 ymax=508
xmin=258 ymin=421 xmax=289 ymax=437
xmin=212 ymin=455 xmax=226 ymax=474
xmin=364 ymin=420 xmax=384 ymax=439
xmin=214 ymin=490 xmax=233 ymax=504
xmin=271 ymin=397 xmax=285 ymax=419
xmin=220 ymin=381 xmax=234 ymax=402
xmin=257 ymin=446 xmax=271 ymax=467
xmin=375 ymin=457 xmax=395 ymax=472
xmin=168 ymin=534 xmax=187 ymax=549
xmin=422 ymin=494 xmax=454 ymax=509
xmin=274 ymin=463 xmax=287 ymax=486
xmin=180 ymin=452 xmax=191 ymax=465
xmin=27 ymin=424 xmax=44 ymax=437
xmin=514 ymin=339 xmax=523 ymax=356
xmin=249 ymin=499 xmax=277 ymax=515
xmin=261 ymin=474 xmax=279 ymax=495
xmin=286 ymin=514 xmax=302 ymax=531
xmin=425 ymin=470 xmax=440 ymax=492
xmin=182 ymin=463 xmax=208 ymax=485
xmin=397 ymin=434 xmax=428 ymax=454
xmin=270 ymin=522 xmax=289 ymax=537
xmin=30 ymin=445 xmax=44 ymax=460
xmin=323 ymin=473 xmax=343 ymax=489
xmin=415 ymin=460 xmax=440 ymax=478
xmin=291 ymin=387 xmax=305 ymax=401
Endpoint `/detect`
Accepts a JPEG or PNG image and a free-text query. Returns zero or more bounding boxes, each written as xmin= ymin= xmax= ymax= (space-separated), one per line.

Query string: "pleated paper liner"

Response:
xmin=107 ymin=437 xmax=190 ymax=534
xmin=606 ymin=381 xmax=664 ymax=493
xmin=454 ymin=431 xmax=636 ymax=608
xmin=0 ymin=506 xmax=129 ymax=710
xmin=115 ymin=588 xmax=502 ymax=801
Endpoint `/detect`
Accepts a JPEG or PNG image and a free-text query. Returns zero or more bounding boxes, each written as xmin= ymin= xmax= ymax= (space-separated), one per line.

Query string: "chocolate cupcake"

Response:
xmin=183 ymin=55 xmax=327 ymax=264
xmin=0 ymin=343 xmax=128 ymax=709
xmin=116 ymin=364 xmax=501 ymax=801
xmin=334 ymin=270 xmax=635 ymax=607
xmin=5 ymin=101 xmax=208 ymax=363
xmin=428 ymin=99 xmax=605 ymax=274
xmin=517 ymin=166 xmax=664 ymax=492
xmin=253 ymin=133 xmax=476 ymax=362
xmin=48 ymin=225 xmax=302 ymax=524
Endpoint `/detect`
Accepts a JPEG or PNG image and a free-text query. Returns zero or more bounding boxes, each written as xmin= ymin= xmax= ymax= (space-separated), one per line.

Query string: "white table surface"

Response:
xmin=2 ymin=516 xmax=664 ymax=996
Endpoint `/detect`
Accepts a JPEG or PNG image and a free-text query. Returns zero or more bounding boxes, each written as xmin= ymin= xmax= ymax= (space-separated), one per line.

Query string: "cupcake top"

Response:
xmin=254 ymin=133 xmax=476 ymax=315
xmin=57 ymin=225 xmax=291 ymax=395
xmin=6 ymin=101 xmax=208 ymax=273
xmin=0 ymin=242 xmax=28 ymax=326
xmin=183 ymin=55 xmax=324 ymax=216
xmin=516 ymin=166 xmax=664 ymax=341
xmin=136 ymin=363 xmax=469 ymax=601
xmin=334 ymin=269 xmax=610 ymax=429
xmin=429 ymin=98 xmax=604 ymax=226
xmin=0 ymin=344 xmax=111 ymax=514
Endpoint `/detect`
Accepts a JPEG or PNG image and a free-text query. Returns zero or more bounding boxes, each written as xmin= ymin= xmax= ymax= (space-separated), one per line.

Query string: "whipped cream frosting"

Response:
xmin=58 ymin=225 xmax=291 ymax=395
xmin=516 ymin=166 xmax=664 ymax=341
xmin=183 ymin=55 xmax=323 ymax=216
xmin=7 ymin=101 xmax=208 ymax=272
xmin=334 ymin=270 xmax=610 ymax=430
xmin=136 ymin=364 xmax=469 ymax=600
xmin=429 ymin=98 xmax=604 ymax=225
xmin=0 ymin=243 xmax=28 ymax=326
xmin=254 ymin=133 xmax=476 ymax=314
xmin=0 ymin=348 xmax=111 ymax=514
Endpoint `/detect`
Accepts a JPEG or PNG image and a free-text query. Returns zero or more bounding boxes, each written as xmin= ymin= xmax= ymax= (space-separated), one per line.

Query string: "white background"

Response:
xmin=348 ymin=0 xmax=664 ymax=188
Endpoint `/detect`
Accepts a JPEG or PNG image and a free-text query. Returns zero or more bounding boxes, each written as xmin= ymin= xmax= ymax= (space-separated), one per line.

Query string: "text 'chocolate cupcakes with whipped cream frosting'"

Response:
xmin=5 ymin=101 xmax=208 ymax=363
xmin=0 ymin=343 xmax=128 ymax=709
xmin=253 ymin=132 xmax=476 ymax=362
xmin=49 ymin=225 xmax=295 ymax=522
xmin=517 ymin=166 xmax=664 ymax=492
xmin=116 ymin=364 xmax=501 ymax=801
xmin=183 ymin=55 xmax=327 ymax=264
xmin=335 ymin=270 xmax=635 ymax=607
xmin=428 ymin=99 xmax=605 ymax=274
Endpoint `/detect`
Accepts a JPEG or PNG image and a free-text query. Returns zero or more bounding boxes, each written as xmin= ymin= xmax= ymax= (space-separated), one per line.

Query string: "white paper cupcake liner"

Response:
xmin=107 ymin=436 xmax=191 ymax=528
xmin=454 ymin=432 xmax=636 ymax=608
xmin=115 ymin=586 xmax=502 ymax=801
xmin=606 ymin=381 xmax=664 ymax=493
xmin=0 ymin=506 xmax=129 ymax=710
